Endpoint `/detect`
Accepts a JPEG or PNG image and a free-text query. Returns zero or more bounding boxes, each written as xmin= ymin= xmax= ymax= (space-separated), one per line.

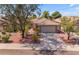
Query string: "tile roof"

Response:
xmin=31 ymin=18 xmax=60 ymax=25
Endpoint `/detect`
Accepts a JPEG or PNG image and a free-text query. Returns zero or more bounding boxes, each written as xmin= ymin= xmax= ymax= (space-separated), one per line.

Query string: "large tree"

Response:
xmin=0 ymin=4 xmax=40 ymax=38
xmin=51 ymin=11 xmax=61 ymax=19
xmin=61 ymin=16 xmax=75 ymax=40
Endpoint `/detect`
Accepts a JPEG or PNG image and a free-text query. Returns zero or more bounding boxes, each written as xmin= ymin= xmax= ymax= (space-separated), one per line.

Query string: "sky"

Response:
xmin=39 ymin=4 xmax=79 ymax=16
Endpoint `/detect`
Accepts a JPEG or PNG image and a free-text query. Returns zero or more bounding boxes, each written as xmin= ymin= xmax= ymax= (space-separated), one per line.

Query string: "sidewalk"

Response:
xmin=0 ymin=43 xmax=32 ymax=49
xmin=0 ymin=43 xmax=79 ymax=54
xmin=0 ymin=43 xmax=79 ymax=51
xmin=64 ymin=44 xmax=79 ymax=51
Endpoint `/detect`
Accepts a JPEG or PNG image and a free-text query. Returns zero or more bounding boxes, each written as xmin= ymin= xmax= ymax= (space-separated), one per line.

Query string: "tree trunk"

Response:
xmin=13 ymin=26 xmax=17 ymax=32
xmin=12 ymin=22 xmax=17 ymax=32
xmin=18 ymin=18 xmax=26 ymax=38
xmin=21 ymin=24 xmax=26 ymax=38
xmin=68 ymin=32 xmax=70 ymax=40
xmin=22 ymin=29 xmax=25 ymax=38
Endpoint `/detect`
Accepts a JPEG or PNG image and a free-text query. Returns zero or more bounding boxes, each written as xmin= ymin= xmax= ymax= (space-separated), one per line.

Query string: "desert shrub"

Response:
xmin=34 ymin=26 xmax=41 ymax=36
xmin=25 ymin=25 xmax=30 ymax=32
xmin=32 ymin=34 xmax=40 ymax=43
xmin=2 ymin=32 xmax=6 ymax=34
xmin=35 ymin=26 xmax=40 ymax=32
xmin=1 ymin=32 xmax=10 ymax=43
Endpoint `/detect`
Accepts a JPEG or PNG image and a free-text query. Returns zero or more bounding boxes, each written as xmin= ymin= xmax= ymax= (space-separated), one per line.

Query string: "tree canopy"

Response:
xmin=51 ymin=11 xmax=61 ymax=19
xmin=41 ymin=11 xmax=62 ymax=20
xmin=61 ymin=16 xmax=75 ymax=40
xmin=30 ymin=14 xmax=37 ymax=19
xmin=0 ymin=4 xmax=40 ymax=38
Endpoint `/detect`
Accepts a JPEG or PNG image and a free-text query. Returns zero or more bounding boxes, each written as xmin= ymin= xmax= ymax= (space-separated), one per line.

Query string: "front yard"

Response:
xmin=0 ymin=31 xmax=79 ymax=55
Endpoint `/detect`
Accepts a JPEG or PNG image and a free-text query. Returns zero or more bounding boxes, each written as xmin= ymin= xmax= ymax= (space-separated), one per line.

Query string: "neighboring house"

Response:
xmin=75 ymin=19 xmax=79 ymax=28
xmin=0 ymin=18 xmax=8 ymax=32
xmin=0 ymin=20 xmax=4 ymax=31
xmin=31 ymin=18 xmax=61 ymax=33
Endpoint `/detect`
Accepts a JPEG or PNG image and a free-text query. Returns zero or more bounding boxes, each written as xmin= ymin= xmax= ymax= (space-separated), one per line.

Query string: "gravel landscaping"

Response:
xmin=0 ymin=33 xmax=79 ymax=55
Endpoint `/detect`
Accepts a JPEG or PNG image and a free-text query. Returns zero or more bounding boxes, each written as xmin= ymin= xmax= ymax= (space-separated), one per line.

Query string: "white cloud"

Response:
xmin=60 ymin=12 xmax=79 ymax=16
xmin=69 ymin=4 xmax=75 ymax=7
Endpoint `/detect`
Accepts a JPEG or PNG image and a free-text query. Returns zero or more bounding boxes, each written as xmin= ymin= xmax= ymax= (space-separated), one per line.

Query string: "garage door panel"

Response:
xmin=40 ymin=26 xmax=56 ymax=33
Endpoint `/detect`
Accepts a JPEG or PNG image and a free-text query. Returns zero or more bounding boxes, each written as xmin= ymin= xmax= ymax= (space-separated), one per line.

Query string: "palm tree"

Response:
xmin=42 ymin=11 xmax=49 ymax=19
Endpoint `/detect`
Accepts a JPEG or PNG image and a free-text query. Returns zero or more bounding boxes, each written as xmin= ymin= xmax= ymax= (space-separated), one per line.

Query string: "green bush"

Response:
xmin=32 ymin=34 xmax=39 ymax=42
xmin=2 ymin=32 xmax=10 ymax=43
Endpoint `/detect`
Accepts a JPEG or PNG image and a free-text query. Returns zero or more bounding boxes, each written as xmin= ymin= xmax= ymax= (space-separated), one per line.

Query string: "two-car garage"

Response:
xmin=32 ymin=18 xmax=61 ymax=33
xmin=40 ymin=25 xmax=60 ymax=33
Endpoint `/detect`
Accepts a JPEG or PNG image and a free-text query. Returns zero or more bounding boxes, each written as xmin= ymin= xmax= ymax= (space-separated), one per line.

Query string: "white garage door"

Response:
xmin=40 ymin=26 xmax=56 ymax=33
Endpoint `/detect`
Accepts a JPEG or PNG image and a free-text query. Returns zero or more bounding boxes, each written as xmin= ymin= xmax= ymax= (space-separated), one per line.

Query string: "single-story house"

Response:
xmin=0 ymin=20 xmax=5 ymax=31
xmin=0 ymin=18 xmax=8 ymax=32
xmin=75 ymin=19 xmax=79 ymax=28
xmin=31 ymin=18 xmax=61 ymax=33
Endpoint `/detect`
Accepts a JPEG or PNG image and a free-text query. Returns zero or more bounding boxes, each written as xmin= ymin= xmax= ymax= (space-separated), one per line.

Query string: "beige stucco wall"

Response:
xmin=0 ymin=26 xmax=3 ymax=32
